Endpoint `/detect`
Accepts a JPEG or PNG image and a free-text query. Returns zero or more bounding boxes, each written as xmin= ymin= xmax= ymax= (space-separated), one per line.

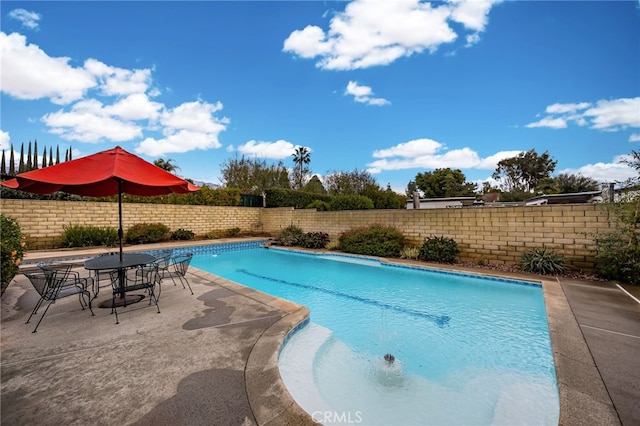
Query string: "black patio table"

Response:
xmin=85 ymin=253 xmax=156 ymax=308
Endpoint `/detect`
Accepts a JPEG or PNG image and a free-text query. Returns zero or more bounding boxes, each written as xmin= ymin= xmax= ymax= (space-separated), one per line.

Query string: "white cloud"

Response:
xmin=367 ymin=137 xmax=520 ymax=173
xmin=630 ymin=133 xmax=640 ymax=142
xmin=1 ymin=32 xmax=229 ymax=156
xmin=0 ymin=32 xmax=96 ymax=104
xmin=345 ymin=81 xmax=390 ymax=106
xmin=84 ymin=59 xmax=153 ymax=96
xmin=0 ymin=130 xmax=10 ymax=150
xmin=8 ymin=9 xmax=41 ymax=30
xmin=135 ymin=100 xmax=229 ymax=156
xmin=526 ymin=97 xmax=640 ymax=132
xmin=283 ymin=0 xmax=501 ymax=70
xmin=236 ymin=140 xmax=296 ymax=159
xmin=558 ymin=157 xmax=638 ymax=184
xmin=583 ymin=98 xmax=640 ymax=131
xmin=43 ymin=99 xmax=143 ymax=143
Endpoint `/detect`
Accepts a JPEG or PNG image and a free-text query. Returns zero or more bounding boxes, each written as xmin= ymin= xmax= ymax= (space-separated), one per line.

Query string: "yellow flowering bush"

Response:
xmin=1 ymin=215 xmax=27 ymax=293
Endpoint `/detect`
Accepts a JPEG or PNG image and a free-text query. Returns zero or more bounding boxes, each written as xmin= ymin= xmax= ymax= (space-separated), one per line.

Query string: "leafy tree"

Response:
xmin=291 ymin=146 xmax=311 ymax=190
xmin=220 ymin=155 xmax=290 ymax=194
xmin=534 ymin=177 xmax=560 ymax=194
xmin=414 ymin=168 xmax=477 ymax=198
xmin=364 ymin=184 xmax=406 ymax=209
xmin=154 ymin=158 xmax=180 ymax=172
xmin=303 ymin=175 xmax=326 ymax=194
xmin=492 ymin=149 xmax=557 ymax=192
xmin=554 ymin=173 xmax=599 ymax=193
xmin=325 ymin=168 xmax=378 ymax=196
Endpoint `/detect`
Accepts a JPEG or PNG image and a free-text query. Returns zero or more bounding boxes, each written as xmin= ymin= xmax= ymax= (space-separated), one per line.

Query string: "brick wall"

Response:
xmin=1 ymin=200 xmax=262 ymax=249
xmin=1 ymin=199 xmax=612 ymax=271
xmin=260 ymin=205 xmax=613 ymax=272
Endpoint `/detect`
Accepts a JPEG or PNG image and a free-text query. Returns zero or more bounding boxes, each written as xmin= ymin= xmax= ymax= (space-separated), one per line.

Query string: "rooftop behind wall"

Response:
xmin=1 ymin=199 xmax=613 ymax=272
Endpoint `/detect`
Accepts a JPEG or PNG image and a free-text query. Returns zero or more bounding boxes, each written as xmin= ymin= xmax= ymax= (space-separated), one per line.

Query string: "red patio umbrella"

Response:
xmin=2 ymin=146 xmax=200 ymax=260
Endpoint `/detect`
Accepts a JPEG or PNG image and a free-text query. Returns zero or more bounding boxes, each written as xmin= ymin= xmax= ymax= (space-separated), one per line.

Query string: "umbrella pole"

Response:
xmin=118 ymin=179 xmax=124 ymax=262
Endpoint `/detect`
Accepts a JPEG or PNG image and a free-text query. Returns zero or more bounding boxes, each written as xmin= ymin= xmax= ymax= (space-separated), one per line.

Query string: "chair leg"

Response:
xmin=30 ymin=300 xmax=55 ymax=333
xmin=26 ymin=297 xmax=45 ymax=325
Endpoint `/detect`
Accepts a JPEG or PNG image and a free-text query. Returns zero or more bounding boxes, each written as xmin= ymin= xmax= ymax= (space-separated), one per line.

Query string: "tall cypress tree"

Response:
xmin=18 ymin=143 xmax=25 ymax=173
xmin=26 ymin=141 xmax=33 ymax=171
xmin=56 ymin=146 xmax=60 ymax=164
xmin=33 ymin=140 xmax=39 ymax=169
xmin=65 ymin=148 xmax=69 ymax=162
xmin=9 ymin=144 xmax=15 ymax=175
xmin=42 ymin=146 xmax=48 ymax=169
xmin=69 ymin=145 xmax=73 ymax=161
xmin=1 ymin=150 xmax=6 ymax=176
xmin=48 ymin=147 xmax=54 ymax=166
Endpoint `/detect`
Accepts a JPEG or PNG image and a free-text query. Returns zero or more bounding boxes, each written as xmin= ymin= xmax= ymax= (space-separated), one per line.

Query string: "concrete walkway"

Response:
xmin=1 ymin=241 xmax=639 ymax=425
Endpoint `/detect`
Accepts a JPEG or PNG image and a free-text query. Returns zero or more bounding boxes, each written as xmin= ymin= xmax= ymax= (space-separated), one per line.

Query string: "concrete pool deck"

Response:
xmin=1 ymin=239 xmax=638 ymax=425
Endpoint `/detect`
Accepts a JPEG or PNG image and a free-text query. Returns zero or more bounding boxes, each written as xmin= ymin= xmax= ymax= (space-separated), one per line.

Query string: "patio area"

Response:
xmin=1 ymin=241 xmax=638 ymax=425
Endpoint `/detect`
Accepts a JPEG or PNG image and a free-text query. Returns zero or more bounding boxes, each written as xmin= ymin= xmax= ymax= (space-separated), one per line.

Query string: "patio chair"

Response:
xmin=24 ymin=263 xmax=94 ymax=333
xmin=91 ymin=251 xmax=118 ymax=300
xmin=163 ymin=253 xmax=194 ymax=295
xmin=109 ymin=263 xmax=160 ymax=324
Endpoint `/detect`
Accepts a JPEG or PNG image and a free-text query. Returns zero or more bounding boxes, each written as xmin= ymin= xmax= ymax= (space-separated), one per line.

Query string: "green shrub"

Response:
xmin=595 ymin=232 xmax=640 ymax=284
xmin=274 ymin=225 xmax=305 ymax=246
xmin=171 ymin=228 xmax=195 ymax=240
xmin=306 ymin=200 xmax=330 ymax=211
xmin=60 ymin=224 xmax=118 ymax=248
xmin=419 ymin=236 xmax=459 ymax=263
xmin=223 ymin=227 xmax=241 ymax=238
xmin=400 ymin=246 xmax=420 ymax=260
xmin=338 ymin=224 xmax=405 ymax=257
xmin=299 ymin=232 xmax=330 ymax=249
xmin=125 ymin=223 xmax=170 ymax=244
xmin=265 ymin=188 xmax=331 ymax=209
xmin=1 ymin=215 xmax=27 ymax=293
xmin=329 ymin=195 xmax=374 ymax=211
xmin=520 ymin=248 xmax=565 ymax=275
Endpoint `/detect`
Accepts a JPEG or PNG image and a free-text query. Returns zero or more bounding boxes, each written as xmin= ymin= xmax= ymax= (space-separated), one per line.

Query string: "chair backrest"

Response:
xmin=172 ymin=253 xmax=193 ymax=277
xmin=24 ymin=272 xmax=50 ymax=298
xmin=38 ymin=263 xmax=73 ymax=292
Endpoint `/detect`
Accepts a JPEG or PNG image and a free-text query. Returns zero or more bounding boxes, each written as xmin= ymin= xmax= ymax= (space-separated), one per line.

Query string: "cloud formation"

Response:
xmin=345 ymin=81 xmax=390 ymax=106
xmin=559 ymin=154 xmax=638 ymax=184
xmin=8 ymin=9 xmax=41 ymax=30
xmin=526 ymin=97 xmax=640 ymax=132
xmin=367 ymin=137 xmax=520 ymax=173
xmin=283 ymin=0 xmax=501 ymax=70
xmin=234 ymin=140 xmax=297 ymax=160
xmin=0 ymin=31 xmax=228 ymax=157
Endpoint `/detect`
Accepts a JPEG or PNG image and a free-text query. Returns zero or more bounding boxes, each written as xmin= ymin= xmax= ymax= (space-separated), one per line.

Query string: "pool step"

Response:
xmin=278 ymin=322 xmax=334 ymax=414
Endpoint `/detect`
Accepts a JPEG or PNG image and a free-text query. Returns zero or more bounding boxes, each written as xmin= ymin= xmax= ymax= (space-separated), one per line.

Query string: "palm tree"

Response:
xmin=154 ymin=158 xmax=180 ymax=172
xmin=292 ymin=146 xmax=311 ymax=190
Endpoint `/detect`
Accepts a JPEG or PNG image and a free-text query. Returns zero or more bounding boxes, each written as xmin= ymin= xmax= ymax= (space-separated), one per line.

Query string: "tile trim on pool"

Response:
xmin=269 ymin=246 xmax=542 ymax=289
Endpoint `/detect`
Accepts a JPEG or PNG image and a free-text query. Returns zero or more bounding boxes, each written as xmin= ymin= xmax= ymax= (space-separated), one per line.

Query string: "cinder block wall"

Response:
xmin=260 ymin=205 xmax=613 ymax=272
xmin=1 ymin=200 xmax=262 ymax=249
xmin=1 ymin=199 xmax=613 ymax=271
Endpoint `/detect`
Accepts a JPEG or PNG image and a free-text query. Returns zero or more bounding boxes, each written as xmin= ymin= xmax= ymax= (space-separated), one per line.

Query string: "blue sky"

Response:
xmin=1 ymin=1 xmax=639 ymax=194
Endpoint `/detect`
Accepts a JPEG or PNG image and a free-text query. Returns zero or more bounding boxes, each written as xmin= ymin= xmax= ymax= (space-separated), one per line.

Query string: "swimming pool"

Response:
xmin=191 ymin=246 xmax=560 ymax=425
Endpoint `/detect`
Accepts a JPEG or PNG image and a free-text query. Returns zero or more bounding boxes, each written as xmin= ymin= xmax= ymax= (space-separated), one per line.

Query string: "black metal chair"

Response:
xmin=109 ymin=263 xmax=160 ymax=324
xmin=90 ymin=251 xmax=118 ymax=301
xmin=163 ymin=253 xmax=194 ymax=295
xmin=24 ymin=263 xmax=94 ymax=333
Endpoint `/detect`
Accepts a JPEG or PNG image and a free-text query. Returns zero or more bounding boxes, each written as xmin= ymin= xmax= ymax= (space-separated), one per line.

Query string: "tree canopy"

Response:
xmin=414 ymin=168 xmax=477 ymax=198
xmin=220 ymin=155 xmax=290 ymax=194
xmin=492 ymin=149 xmax=557 ymax=192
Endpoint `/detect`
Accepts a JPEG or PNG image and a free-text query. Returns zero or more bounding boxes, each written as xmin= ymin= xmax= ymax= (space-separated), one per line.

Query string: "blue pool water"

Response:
xmin=191 ymin=246 xmax=560 ymax=425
